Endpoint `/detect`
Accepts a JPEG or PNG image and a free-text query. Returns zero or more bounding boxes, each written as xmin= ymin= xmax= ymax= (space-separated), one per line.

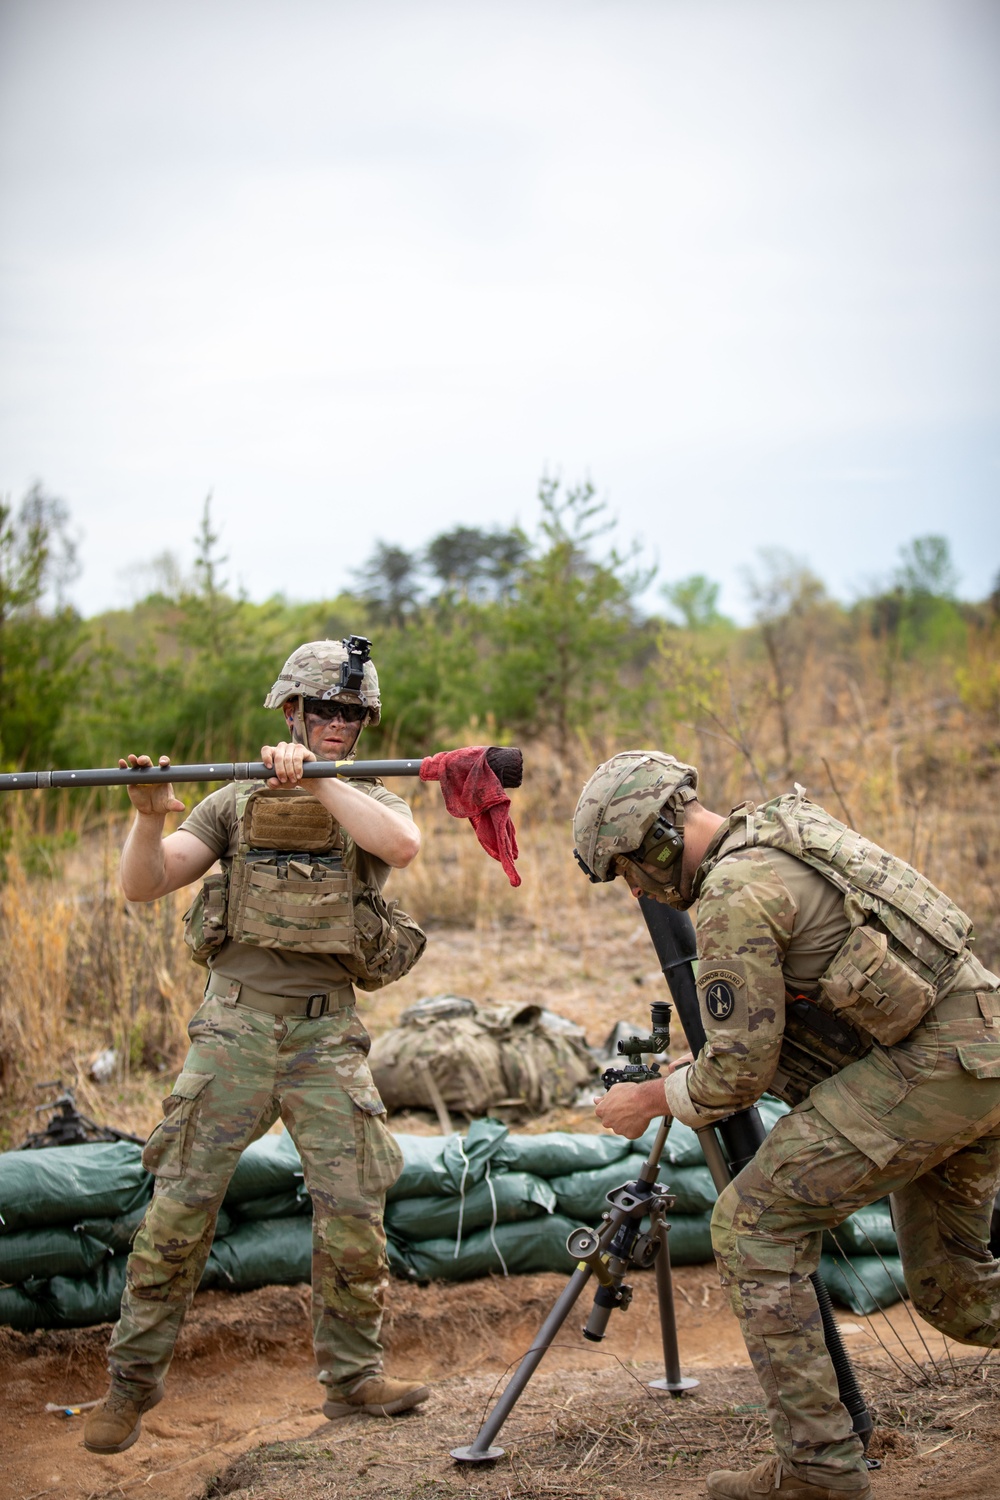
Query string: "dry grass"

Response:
xmin=1 ymin=643 xmax=998 ymax=1149
xmin=0 ymin=827 xmax=203 ymax=1148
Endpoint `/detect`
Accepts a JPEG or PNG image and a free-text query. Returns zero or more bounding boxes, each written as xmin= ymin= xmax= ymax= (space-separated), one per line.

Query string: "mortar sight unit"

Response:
xmin=601 ymin=998 xmax=672 ymax=1088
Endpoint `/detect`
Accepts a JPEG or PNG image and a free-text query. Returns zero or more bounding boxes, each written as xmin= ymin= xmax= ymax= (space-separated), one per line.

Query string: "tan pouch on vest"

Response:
xmin=182 ymin=869 xmax=229 ymax=966
xmin=818 ymin=923 xmax=936 ymax=1045
xmin=244 ymin=792 xmax=338 ymax=851
xmin=340 ymin=889 xmax=428 ymax=991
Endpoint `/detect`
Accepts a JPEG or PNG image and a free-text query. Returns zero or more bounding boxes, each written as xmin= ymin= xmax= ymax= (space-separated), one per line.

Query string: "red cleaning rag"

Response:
xmin=419 ymin=746 xmax=521 ymax=888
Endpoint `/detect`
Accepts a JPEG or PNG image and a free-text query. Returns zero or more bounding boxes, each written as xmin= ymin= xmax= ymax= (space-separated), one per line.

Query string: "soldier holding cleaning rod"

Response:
xmin=84 ymin=639 xmax=431 ymax=1455
xmin=573 ymin=751 xmax=1000 ymax=1500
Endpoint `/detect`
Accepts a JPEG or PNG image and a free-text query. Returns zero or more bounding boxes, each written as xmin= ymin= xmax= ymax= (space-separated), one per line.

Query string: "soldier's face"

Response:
xmin=285 ymin=703 xmax=364 ymax=760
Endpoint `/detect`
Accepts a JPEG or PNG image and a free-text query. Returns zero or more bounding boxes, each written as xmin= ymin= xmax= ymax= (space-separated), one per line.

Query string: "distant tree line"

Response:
xmin=0 ymin=478 xmax=996 ymax=804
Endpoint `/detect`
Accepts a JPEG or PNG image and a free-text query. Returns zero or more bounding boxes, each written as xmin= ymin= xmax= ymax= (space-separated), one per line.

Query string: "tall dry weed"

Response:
xmin=1 ymin=652 xmax=998 ymax=1143
xmin=0 ymin=829 xmax=203 ymax=1145
xmin=0 ymin=857 xmax=74 ymax=1096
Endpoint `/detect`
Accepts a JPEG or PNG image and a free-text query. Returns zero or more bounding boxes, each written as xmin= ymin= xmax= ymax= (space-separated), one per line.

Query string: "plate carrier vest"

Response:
xmin=183 ymin=782 xmax=426 ymax=991
xmin=697 ymin=790 xmax=975 ymax=1103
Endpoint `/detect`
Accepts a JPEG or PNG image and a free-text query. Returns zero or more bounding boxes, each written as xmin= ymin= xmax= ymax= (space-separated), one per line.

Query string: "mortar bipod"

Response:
xmin=450 ymin=1116 xmax=698 ymax=1465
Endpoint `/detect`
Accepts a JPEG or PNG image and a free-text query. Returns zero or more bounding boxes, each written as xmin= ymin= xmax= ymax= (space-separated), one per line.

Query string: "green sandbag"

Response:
xmin=224 ymin=1131 xmax=303 ymax=1204
xmin=385 ymin=1135 xmax=452 ymax=1201
xmin=5 ymin=1259 xmax=132 ymax=1330
xmin=202 ymin=1216 xmax=312 ymax=1290
xmin=819 ymin=1253 xmax=905 ymax=1315
xmin=0 ymin=1284 xmax=47 ymax=1331
xmin=79 ymin=1203 xmax=234 ymax=1251
xmin=550 ymin=1156 xmax=717 ymax=1226
xmin=757 ymin=1097 xmax=791 ymax=1132
xmin=48 ymin=1257 xmax=128 ymax=1326
xmin=550 ymin=1154 xmax=649 ymax=1222
xmin=385 ymin=1172 xmax=556 ymax=1241
xmin=0 ymin=1226 xmax=110 ymax=1283
xmin=664 ymin=1213 xmax=715 ymax=1266
xmin=824 ymin=1204 xmax=897 ymax=1258
xmin=501 ymin=1131 xmax=633 ymax=1178
xmin=635 ymin=1119 xmax=704 ymax=1169
xmin=440 ymin=1119 xmax=515 ymax=1189
xmin=388 ymin=1120 xmax=515 ymax=1202
xmin=235 ymin=1189 xmax=311 ymax=1222
xmin=0 ymin=1142 xmax=151 ymax=1233
xmin=388 ymin=1212 xmax=581 ymax=1282
xmin=662 ymin=1165 xmax=717 ymax=1215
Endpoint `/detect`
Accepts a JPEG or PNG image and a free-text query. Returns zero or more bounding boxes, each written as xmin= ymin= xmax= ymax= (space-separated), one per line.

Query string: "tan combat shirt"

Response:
xmin=179 ymin=781 xmax=413 ymax=999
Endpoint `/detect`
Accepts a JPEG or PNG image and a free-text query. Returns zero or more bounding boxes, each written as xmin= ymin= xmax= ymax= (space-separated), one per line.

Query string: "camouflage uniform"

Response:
xmin=107 ymin=641 xmax=410 ymax=1406
xmin=662 ymin=807 xmax=1000 ymax=1490
xmin=109 ymin=993 xmax=401 ymax=1401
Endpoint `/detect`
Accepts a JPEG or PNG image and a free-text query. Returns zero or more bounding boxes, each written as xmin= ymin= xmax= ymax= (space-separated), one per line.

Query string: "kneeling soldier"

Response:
xmin=574 ymin=752 xmax=1000 ymax=1500
xmin=85 ymin=639 xmax=430 ymax=1455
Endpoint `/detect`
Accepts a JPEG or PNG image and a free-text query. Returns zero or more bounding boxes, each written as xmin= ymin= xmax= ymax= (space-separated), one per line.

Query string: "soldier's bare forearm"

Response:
xmin=309 ymin=777 xmax=421 ymax=867
xmin=120 ymin=810 xmax=172 ymax=901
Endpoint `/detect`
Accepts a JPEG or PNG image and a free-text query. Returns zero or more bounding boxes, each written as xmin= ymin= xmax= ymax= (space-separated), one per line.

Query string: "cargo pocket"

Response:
xmin=732 ymin=1235 xmax=798 ymax=1335
xmin=956 ymin=1036 xmax=1000 ymax=1080
xmin=808 ymin=1046 xmax=910 ymax=1173
xmin=142 ymin=1070 xmax=214 ymax=1180
xmin=346 ymin=1083 xmax=404 ymax=1197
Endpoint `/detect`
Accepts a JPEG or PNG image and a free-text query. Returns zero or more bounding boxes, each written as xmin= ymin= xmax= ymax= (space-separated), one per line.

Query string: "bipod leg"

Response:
xmin=450 ymin=1262 xmax=594 ymax=1462
xmin=647 ymin=1214 xmax=698 ymax=1395
xmin=451 ymin=1125 xmax=670 ymax=1464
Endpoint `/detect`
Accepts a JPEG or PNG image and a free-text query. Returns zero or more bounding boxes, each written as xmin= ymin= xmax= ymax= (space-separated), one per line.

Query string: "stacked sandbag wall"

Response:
xmin=0 ymin=1110 xmax=905 ymax=1330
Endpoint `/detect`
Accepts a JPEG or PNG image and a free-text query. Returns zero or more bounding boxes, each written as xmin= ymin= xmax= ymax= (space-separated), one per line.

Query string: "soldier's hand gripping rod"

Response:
xmin=0 ymin=746 xmax=523 ymax=792
xmin=637 ymin=896 xmax=874 ymax=1452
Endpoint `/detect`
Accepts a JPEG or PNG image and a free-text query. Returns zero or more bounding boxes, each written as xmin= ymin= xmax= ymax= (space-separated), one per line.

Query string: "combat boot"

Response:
xmin=82 ymin=1382 xmax=164 ymax=1454
xmin=322 ymin=1374 xmax=430 ymax=1418
xmin=707 ymin=1457 xmax=872 ymax=1500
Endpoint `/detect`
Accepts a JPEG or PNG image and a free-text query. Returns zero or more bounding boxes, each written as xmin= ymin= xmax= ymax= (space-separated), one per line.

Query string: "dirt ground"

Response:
xmin=3 ymin=1266 xmax=998 ymax=1500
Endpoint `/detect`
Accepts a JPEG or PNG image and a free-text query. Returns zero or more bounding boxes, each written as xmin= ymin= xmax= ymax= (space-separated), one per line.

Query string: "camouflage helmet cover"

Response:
xmin=573 ymin=751 xmax=699 ymax=883
xmin=264 ymin=640 xmax=381 ymax=727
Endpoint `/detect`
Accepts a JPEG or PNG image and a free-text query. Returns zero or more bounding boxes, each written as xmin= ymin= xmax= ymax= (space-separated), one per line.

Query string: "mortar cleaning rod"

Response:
xmin=0 ymin=760 xmax=424 ymax=791
xmin=0 ymin=746 xmax=523 ymax=793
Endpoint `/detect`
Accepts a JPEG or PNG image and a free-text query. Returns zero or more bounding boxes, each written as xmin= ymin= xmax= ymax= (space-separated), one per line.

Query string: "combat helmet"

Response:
xmin=573 ymin=751 xmax=699 ymax=898
xmin=265 ymin=636 xmax=381 ymax=747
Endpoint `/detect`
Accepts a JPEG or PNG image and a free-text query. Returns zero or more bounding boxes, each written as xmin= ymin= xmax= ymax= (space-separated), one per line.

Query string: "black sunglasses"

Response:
xmin=302 ymin=698 xmax=366 ymax=724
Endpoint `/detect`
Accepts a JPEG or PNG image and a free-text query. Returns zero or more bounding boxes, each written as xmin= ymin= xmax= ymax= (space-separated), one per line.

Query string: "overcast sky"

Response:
xmin=1 ymin=0 xmax=998 ymax=619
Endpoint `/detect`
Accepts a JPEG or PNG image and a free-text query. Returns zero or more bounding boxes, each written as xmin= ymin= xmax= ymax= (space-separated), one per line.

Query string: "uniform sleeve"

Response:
xmin=177 ymin=785 xmax=237 ymax=859
xmin=366 ymin=783 xmax=413 ymax=822
xmin=669 ymin=849 xmax=798 ymax=1127
xmin=347 ymin=782 xmax=414 ymax=894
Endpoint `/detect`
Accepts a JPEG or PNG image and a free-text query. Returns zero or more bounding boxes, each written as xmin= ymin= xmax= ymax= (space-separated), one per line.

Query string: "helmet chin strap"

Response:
xmin=290 ymin=695 xmax=308 ymax=748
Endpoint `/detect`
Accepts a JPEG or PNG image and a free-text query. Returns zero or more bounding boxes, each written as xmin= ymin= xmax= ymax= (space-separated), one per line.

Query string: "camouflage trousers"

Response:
xmin=712 ymin=987 xmax=1000 ymax=1490
xmin=108 ymin=992 xmax=403 ymax=1402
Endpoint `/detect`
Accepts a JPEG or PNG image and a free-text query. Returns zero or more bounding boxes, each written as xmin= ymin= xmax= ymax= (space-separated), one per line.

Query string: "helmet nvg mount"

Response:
xmin=264 ymin=636 xmax=381 ymax=749
xmin=572 ymin=751 xmax=699 ymax=896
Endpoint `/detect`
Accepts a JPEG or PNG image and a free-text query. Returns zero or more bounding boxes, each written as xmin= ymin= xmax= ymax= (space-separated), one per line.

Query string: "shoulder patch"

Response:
xmin=704 ymin=980 xmax=736 ymax=1020
xmin=696 ymin=958 xmax=749 ymax=1030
